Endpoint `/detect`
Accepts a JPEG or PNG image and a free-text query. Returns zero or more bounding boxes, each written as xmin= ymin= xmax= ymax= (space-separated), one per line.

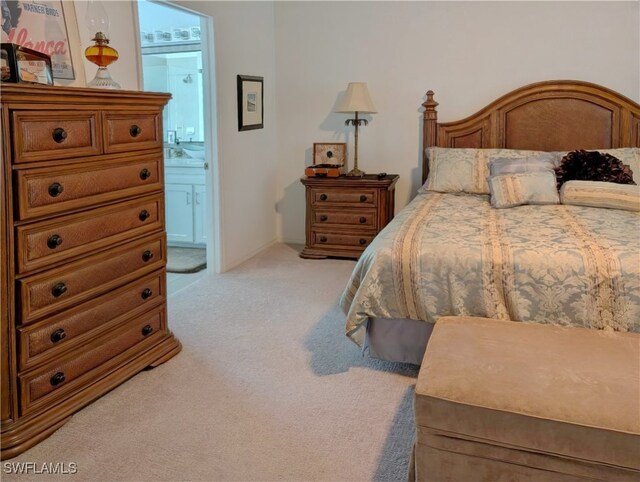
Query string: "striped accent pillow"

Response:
xmin=489 ymin=155 xmax=556 ymax=176
xmin=488 ymin=171 xmax=560 ymax=209
xmin=560 ymin=181 xmax=640 ymax=212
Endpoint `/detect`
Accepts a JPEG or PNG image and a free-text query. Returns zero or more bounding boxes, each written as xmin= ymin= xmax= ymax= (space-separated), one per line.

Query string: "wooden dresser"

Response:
xmin=300 ymin=175 xmax=399 ymax=259
xmin=0 ymin=85 xmax=181 ymax=459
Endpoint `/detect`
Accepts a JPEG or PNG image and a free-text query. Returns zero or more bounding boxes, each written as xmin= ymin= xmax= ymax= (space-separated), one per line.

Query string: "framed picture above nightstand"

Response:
xmin=299 ymin=175 xmax=399 ymax=260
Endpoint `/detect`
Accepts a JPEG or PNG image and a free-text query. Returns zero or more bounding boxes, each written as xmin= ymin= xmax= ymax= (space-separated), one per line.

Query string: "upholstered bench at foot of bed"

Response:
xmin=411 ymin=316 xmax=640 ymax=482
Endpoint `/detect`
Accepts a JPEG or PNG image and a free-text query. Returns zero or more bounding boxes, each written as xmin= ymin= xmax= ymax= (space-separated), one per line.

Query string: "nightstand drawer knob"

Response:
xmin=51 ymin=282 xmax=67 ymax=298
xmin=360 ymin=195 xmax=367 ymax=202
xmin=319 ymin=194 xmax=328 ymax=201
xmin=50 ymin=372 xmax=66 ymax=386
xmin=47 ymin=234 xmax=63 ymax=249
xmin=130 ymin=125 xmax=142 ymax=138
xmin=139 ymin=209 xmax=150 ymax=221
xmin=359 ymin=238 xmax=367 ymax=245
xmin=142 ymin=250 xmax=154 ymax=262
xmin=359 ymin=217 xmax=367 ymax=224
xmin=139 ymin=168 xmax=151 ymax=180
xmin=320 ymin=215 xmax=328 ymax=222
xmin=48 ymin=182 xmax=64 ymax=197
xmin=319 ymin=236 xmax=327 ymax=243
xmin=52 ymin=127 xmax=67 ymax=143
xmin=141 ymin=288 xmax=153 ymax=300
xmin=141 ymin=324 xmax=153 ymax=336
xmin=50 ymin=329 xmax=66 ymax=343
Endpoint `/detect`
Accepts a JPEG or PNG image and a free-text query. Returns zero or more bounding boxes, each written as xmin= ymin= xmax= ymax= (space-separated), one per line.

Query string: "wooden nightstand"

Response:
xmin=300 ymin=175 xmax=399 ymax=259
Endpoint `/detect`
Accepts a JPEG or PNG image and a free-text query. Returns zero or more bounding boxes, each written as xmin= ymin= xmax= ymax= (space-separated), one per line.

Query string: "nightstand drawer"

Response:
xmin=18 ymin=234 xmax=165 ymax=325
xmin=18 ymin=271 xmax=165 ymax=370
xmin=15 ymin=157 xmax=162 ymax=221
xmin=103 ymin=112 xmax=162 ymax=153
xmin=12 ymin=111 xmax=101 ymax=164
xmin=311 ymin=188 xmax=377 ymax=207
xmin=312 ymin=231 xmax=375 ymax=249
xmin=19 ymin=306 xmax=165 ymax=415
xmin=312 ymin=209 xmax=376 ymax=228
xmin=16 ymin=195 xmax=164 ymax=274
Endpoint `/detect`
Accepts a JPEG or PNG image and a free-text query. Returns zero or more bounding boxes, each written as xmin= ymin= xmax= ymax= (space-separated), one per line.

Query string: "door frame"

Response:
xmin=133 ymin=0 xmax=222 ymax=274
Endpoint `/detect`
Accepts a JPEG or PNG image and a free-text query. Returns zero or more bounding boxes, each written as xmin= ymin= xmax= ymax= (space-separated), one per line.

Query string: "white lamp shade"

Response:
xmin=335 ymin=82 xmax=377 ymax=114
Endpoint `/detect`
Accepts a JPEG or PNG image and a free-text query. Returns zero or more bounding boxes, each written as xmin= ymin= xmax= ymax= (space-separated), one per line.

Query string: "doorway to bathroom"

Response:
xmin=136 ymin=0 xmax=218 ymax=295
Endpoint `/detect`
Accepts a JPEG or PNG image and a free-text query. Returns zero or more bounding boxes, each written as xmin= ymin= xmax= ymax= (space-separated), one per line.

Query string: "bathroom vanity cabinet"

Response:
xmin=165 ymin=165 xmax=207 ymax=246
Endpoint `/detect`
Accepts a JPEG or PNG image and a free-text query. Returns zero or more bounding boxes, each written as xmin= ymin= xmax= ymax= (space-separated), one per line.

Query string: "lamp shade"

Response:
xmin=335 ymin=82 xmax=377 ymax=114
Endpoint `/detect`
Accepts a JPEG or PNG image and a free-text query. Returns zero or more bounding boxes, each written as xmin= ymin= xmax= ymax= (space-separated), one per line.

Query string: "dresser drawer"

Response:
xmin=18 ymin=271 xmax=165 ymax=370
xmin=310 ymin=188 xmax=377 ymax=207
xmin=103 ymin=112 xmax=162 ymax=153
xmin=17 ymin=195 xmax=164 ymax=274
xmin=15 ymin=157 xmax=162 ymax=221
xmin=12 ymin=111 xmax=101 ymax=164
xmin=18 ymin=234 xmax=165 ymax=324
xmin=312 ymin=209 xmax=376 ymax=229
xmin=19 ymin=306 xmax=166 ymax=415
xmin=311 ymin=231 xmax=375 ymax=249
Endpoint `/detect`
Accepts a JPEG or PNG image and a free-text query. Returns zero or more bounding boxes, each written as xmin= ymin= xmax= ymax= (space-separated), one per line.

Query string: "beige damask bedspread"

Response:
xmin=340 ymin=192 xmax=640 ymax=346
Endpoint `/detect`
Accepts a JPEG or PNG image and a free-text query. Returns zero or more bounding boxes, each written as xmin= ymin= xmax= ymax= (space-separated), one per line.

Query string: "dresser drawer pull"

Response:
xmin=141 ymin=288 xmax=153 ymax=300
xmin=48 ymin=182 xmax=64 ymax=197
xmin=142 ymin=250 xmax=154 ymax=262
xmin=47 ymin=234 xmax=64 ymax=249
xmin=319 ymin=194 xmax=327 ymax=201
xmin=320 ymin=215 xmax=328 ymax=222
xmin=52 ymin=127 xmax=68 ymax=143
xmin=319 ymin=236 xmax=327 ymax=243
xmin=359 ymin=195 xmax=367 ymax=202
xmin=139 ymin=209 xmax=150 ymax=221
xmin=50 ymin=328 xmax=66 ymax=343
xmin=359 ymin=239 xmax=367 ymax=245
xmin=130 ymin=125 xmax=142 ymax=138
xmin=141 ymin=324 xmax=153 ymax=336
xmin=139 ymin=168 xmax=151 ymax=180
xmin=359 ymin=217 xmax=367 ymax=224
xmin=50 ymin=372 xmax=66 ymax=387
xmin=51 ymin=282 xmax=67 ymax=298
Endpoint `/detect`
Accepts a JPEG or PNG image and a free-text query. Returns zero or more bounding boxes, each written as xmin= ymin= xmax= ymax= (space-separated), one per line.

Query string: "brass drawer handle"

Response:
xmin=141 ymin=288 xmax=153 ymax=300
xmin=319 ymin=194 xmax=327 ymax=201
xmin=359 ymin=217 xmax=367 ymax=224
xmin=141 ymin=324 xmax=153 ymax=336
xmin=139 ymin=168 xmax=151 ymax=180
xmin=50 ymin=371 xmax=66 ymax=386
xmin=359 ymin=239 xmax=367 ymax=245
xmin=142 ymin=250 xmax=154 ymax=262
xmin=320 ymin=215 xmax=328 ymax=222
xmin=48 ymin=182 xmax=64 ymax=198
xmin=50 ymin=328 xmax=66 ymax=343
xmin=319 ymin=236 xmax=327 ymax=243
xmin=52 ymin=127 xmax=67 ymax=143
xmin=359 ymin=195 xmax=367 ymax=202
xmin=130 ymin=125 xmax=142 ymax=137
xmin=139 ymin=209 xmax=150 ymax=221
xmin=47 ymin=234 xmax=63 ymax=249
xmin=51 ymin=282 xmax=67 ymax=298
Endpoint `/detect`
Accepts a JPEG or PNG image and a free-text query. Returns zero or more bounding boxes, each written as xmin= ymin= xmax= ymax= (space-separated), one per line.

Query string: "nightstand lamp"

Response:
xmin=335 ymin=82 xmax=377 ymax=177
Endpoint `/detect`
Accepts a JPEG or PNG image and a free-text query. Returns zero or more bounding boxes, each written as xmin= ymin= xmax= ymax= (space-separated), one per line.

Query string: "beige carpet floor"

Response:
xmin=5 ymin=244 xmax=418 ymax=482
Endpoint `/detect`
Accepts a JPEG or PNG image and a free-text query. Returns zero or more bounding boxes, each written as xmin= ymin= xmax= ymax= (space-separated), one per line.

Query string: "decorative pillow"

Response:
xmin=560 ymin=181 xmax=640 ymax=212
xmin=599 ymin=148 xmax=640 ymax=183
xmin=488 ymin=171 xmax=560 ymax=208
xmin=555 ymin=150 xmax=635 ymax=189
xmin=423 ymin=147 xmax=555 ymax=194
xmin=490 ymin=154 xmax=556 ymax=176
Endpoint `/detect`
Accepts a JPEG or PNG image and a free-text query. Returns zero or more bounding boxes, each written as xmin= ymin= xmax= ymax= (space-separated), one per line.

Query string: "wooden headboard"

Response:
xmin=422 ymin=80 xmax=640 ymax=182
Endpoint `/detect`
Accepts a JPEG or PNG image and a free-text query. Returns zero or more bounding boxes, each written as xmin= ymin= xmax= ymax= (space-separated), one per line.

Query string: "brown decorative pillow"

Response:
xmin=555 ymin=150 xmax=636 ymax=189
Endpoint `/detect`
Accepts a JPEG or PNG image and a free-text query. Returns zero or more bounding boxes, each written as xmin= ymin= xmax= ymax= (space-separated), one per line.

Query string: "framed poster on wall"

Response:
xmin=237 ymin=74 xmax=264 ymax=131
xmin=1 ymin=0 xmax=76 ymax=80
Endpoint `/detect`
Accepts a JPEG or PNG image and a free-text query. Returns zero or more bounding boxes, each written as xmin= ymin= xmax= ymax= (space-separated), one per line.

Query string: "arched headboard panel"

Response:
xmin=422 ymin=80 xmax=640 ymax=182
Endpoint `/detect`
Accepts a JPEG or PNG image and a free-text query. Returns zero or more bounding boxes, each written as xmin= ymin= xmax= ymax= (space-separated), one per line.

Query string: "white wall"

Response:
xmin=274 ymin=1 xmax=640 ymax=244
xmin=171 ymin=1 xmax=278 ymax=271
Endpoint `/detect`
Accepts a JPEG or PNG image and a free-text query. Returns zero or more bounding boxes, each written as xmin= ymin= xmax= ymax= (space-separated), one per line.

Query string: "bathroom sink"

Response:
xmin=180 ymin=143 xmax=205 ymax=159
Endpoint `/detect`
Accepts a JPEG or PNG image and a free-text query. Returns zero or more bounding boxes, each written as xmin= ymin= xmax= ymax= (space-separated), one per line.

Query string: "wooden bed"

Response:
xmin=343 ymin=80 xmax=640 ymax=365
xmin=422 ymin=80 xmax=640 ymax=183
